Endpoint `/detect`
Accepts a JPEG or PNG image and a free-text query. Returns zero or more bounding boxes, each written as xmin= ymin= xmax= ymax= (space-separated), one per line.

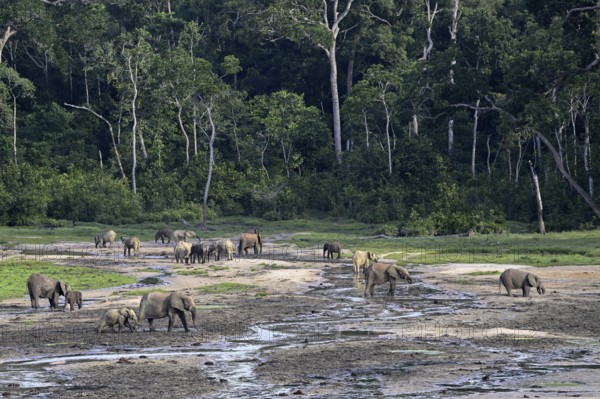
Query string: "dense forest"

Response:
xmin=0 ymin=0 xmax=598 ymax=234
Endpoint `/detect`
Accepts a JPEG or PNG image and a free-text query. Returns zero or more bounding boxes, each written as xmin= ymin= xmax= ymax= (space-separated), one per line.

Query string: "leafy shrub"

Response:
xmin=375 ymin=224 xmax=398 ymax=236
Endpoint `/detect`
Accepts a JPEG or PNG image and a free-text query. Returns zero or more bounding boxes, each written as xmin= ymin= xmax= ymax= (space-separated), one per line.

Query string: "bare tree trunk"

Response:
xmin=202 ymin=101 xmax=216 ymax=228
xmin=471 ymin=98 xmax=480 ymax=176
xmin=486 ymin=135 xmax=491 ymax=179
xmin=448 ymin=0 xmax=460 ymax=84
xmin=126 ymin=56 xmax=138 ymax=194
xmin=329 ymin=45 xmax=343 ymax=163
xmin=448 ymin=119 xmax=454 ymax=156
xmin=64 ymin=102 xmax=127 ymax=180
xmin=418 ymin=0 xmax=440 ymax=61
xmin=193 ymin=103 xmax=198 ymax=156
xmin=535 ymin=131 xmax=600 ymax=219
xmin=383 ymin=100 xmax=392 ymax=175
xmin=0 ymin=26 xmax=17 ymax=64
xmin=363 ymin=111 xmax=370 ymax=149
xmin=12 ymin=94 xmax=17 ymax=164
xmin=515 ymin=138 xmax=522 ymax=184
xmin=528 ymin=160 xmax=546 ymax=235
xmin=410 ymin=114 xmax=419 ymax=137
xmin=583 ymin=113 xmax=593 ymax=196
xmin=175 ymin=98 xmax=190 ymax=166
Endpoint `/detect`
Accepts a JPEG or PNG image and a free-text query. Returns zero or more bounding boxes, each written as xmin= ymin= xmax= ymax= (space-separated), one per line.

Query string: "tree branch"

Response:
xmin=566 ymin=5 xmax=600 ymax=19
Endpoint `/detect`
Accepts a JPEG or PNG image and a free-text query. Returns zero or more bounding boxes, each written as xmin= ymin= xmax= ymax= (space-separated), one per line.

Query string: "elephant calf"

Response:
xmin=216 ymin=239 xmax=235 ymax=261
xmin=98 ymin=307 xmax=138 ymax=334
xmin=95 ymin=230 xmax=116 ymax=248
xmin=499 ymin=268 xmax=546 ymax=297
xmin=364 ymin=263 xmax=413 ymax=297
xmin=121 ymin=236 xmax=141 ymax=257
xmin=63 ymin=290 xmax=83 ymax=312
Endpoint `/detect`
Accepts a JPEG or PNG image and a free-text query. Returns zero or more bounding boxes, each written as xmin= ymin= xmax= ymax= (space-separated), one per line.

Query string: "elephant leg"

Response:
xmin=388 ymin=279 xmax=397 ymax=296
xmin=178 ymin=311 xmax=189 ymax=332
xmin=523 ymin=285 xmax=531 ymax=297
xmin=337 ymin=252 xmax=341 ymax=259
xmin=148 ymin=318 xmax=155 ymax=332
xmin=168 ymin=313 xmax=175 ymax=332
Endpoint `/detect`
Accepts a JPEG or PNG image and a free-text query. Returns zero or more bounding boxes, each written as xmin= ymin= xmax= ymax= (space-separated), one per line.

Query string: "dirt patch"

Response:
xmin=1 ymin=239 xmax=599 ymax=398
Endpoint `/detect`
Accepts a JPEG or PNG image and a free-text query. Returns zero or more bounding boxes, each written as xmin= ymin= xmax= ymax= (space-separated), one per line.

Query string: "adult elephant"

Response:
xmin=352 ymin=250 xmax=377 ymax=274
xmin=95 ymin=230 xmax=116 ymax=248
xmin=323 ymin=242 xmax=342 ymax=259
xmin=364 ymin=263 xmax=413 ymax=297
xmin=172 ymin=230 xmax=199 ymax=243
xmin=121 ymin=236 xmax=141 ymax=257
xmin=499 ymin=269 xmax=546 ymax=297
xmin=155 ymin=228 xmax=173 ymax=244
xmin=238 ymin=231 xmax=262 ymax=255
xmin=26 ymin=273 xmax=71 ymax=309
xmin=216 ymin=239 xmax=235 ymax=261
xmin=174 ymin=241 xmax=192 ymax=264
xmin=138 ymin=291 xmax=198 ymax=332
xmin=189 ymin=242 xmax=206 ymax=264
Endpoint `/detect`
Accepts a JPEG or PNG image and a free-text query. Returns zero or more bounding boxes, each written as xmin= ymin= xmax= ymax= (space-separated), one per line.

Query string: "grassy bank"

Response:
xmin=0 ymin=260 xmax=136 ymax=301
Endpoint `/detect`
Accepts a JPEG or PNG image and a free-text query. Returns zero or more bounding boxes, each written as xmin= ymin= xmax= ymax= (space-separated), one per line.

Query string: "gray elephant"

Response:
xmin=121 ymin=236 xmax=141 ymax=257
xmin=238 ymin=231 xmax=262 ymax=255
xmin=98 ymin=307 xmax=138 ymax=333
xmin=323 ymin=242 xmax=342 ymax=259
xmin=138 ymin=291 xmax=198 ymax=332
xmin=499 ymin=268 xmax=546 ymax=297
xmin=352 ymin=250 xmax=377 ymax=274
xmin=95 ymin=230 xmax=116 ymax=248
xmin=155 ymin=228 xmax=173 ymax=244
xmin=172 ymin=229 xmax=199 ymax=243
xmin=26 ymin=273 xmax=71 ymax=309
xmin=175 ymin=241 xmax=192 ymax=264
xmin=190 ymin=242 xmax=208 ymax=264
xmin=364 ymin=263 xmax=413 ymax=297
xmin=63 ymin=290 xmax=83 ymax=312
xmin=216 ymin=239 xmax=235 ymax=261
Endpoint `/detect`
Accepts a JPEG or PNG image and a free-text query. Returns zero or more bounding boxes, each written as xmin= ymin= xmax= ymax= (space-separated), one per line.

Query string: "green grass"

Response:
xmin=198 ymin=282 xmax=256 ymax=294
xmin=177 ymin=268 xmax=209 ymax=276
xmin=0 ymin=260 xmax=136 ymax=301
xmin=209 ymin=265 xmax=229 ymax=271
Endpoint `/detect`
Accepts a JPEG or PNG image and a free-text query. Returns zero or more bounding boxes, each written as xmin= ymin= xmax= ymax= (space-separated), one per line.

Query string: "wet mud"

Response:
xmin=0 ymin=241 xmax=599 ymax=398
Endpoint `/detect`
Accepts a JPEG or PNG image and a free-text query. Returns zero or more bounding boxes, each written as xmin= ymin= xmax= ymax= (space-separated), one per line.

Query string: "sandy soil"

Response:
xmin=0 ymin=237 xmax=599 ymax=398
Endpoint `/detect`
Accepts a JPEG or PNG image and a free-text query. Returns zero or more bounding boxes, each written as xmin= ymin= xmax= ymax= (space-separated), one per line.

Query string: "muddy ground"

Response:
xmin=0 ymin=237 xmax=599 ymax=398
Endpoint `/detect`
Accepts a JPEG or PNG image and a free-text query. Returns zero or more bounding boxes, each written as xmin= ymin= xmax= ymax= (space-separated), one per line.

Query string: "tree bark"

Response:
xmin=175 ymin=98 xmax=190 ymax=166
xmin=0 ymin=26 xmax=16 ymax=64
xmin=528 ymin=160 xmax=546 ymax=235
xmin=126 ymin=56 xmax=138 ymax=194
xmin=202 ymin=100 xmax=216 ymax=228
xmin=471 ymin=98 xmax=480 ymax=176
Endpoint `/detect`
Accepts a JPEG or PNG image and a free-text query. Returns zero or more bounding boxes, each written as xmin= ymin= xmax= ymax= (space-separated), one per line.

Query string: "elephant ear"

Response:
xmin=118 ymin=308 xmax=130 ymax=317
xmin=169 ymin=293 xmax=186 ymax=312
xmin=527 ymin=273 xmax=537 ymax=287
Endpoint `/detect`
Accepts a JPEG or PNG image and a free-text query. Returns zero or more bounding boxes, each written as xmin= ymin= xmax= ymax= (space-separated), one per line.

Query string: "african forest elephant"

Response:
xmin=26 ymin=273 xmax=71 ymax=309
xmin=95 ymin=230 xmax=116 ymax=248
xmin=98 ymin=307 xmax=138 ymax=333
xmin=352 ymin=250 xmax=377 ymax=274
xmin=121 ymin=236 xmax=141 ymax=257
xmin=138 ymin=291 xmax=198 ymax=332
xmin=175 ymin=241 xmax=192 ymax=264
xmin=216 ymin=239 xmax=235 ymax=261
xmin=63 ymin=290 xmax=83 ymax=312
xmin=155 ymin=228 xmax=173 ymax=244
xmin=323 ymin=242 xmax=342 ymax=259
xmin=190 ymin=242 xmax=208 ymax=263
xmin=239 ymin=231 xmax=262 ymax=255
xmin=172 ymin=230 xmax=199 ymax=243
xmin=499 ymin=268 xmax=546 ymax=297
xmin=364 ymin=263 xmax=413 ymax=297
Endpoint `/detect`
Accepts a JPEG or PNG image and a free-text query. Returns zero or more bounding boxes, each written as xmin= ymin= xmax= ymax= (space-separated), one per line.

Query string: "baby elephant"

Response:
xmin=323 ymin=242 xmax=342 ymax=259
xmin=364 ymin=262 xmax=413 ymax=297
xmin=499 ymin=268 xmax=546 ymax=297
xmin=63 ymin=290 xmax=83 ymax=312
xmin=98 ymin=307 xmax=138 ymax=334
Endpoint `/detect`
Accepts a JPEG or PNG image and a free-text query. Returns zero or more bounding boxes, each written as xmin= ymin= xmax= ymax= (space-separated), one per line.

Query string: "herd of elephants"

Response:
xmin=24 ymin=227 xmax=547 ymax=334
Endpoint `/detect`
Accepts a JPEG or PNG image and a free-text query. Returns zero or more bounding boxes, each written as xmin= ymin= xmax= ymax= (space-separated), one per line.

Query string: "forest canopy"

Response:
xmin=0 ymin=0 xmax=598 ymax=234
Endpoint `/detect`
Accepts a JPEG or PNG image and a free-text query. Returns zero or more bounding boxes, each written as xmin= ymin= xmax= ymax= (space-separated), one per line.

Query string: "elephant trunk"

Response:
xmin=538 ymin=283 xmax=546 ymax=295
xmin=190 ymin=306 xmax=199 ymax=330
